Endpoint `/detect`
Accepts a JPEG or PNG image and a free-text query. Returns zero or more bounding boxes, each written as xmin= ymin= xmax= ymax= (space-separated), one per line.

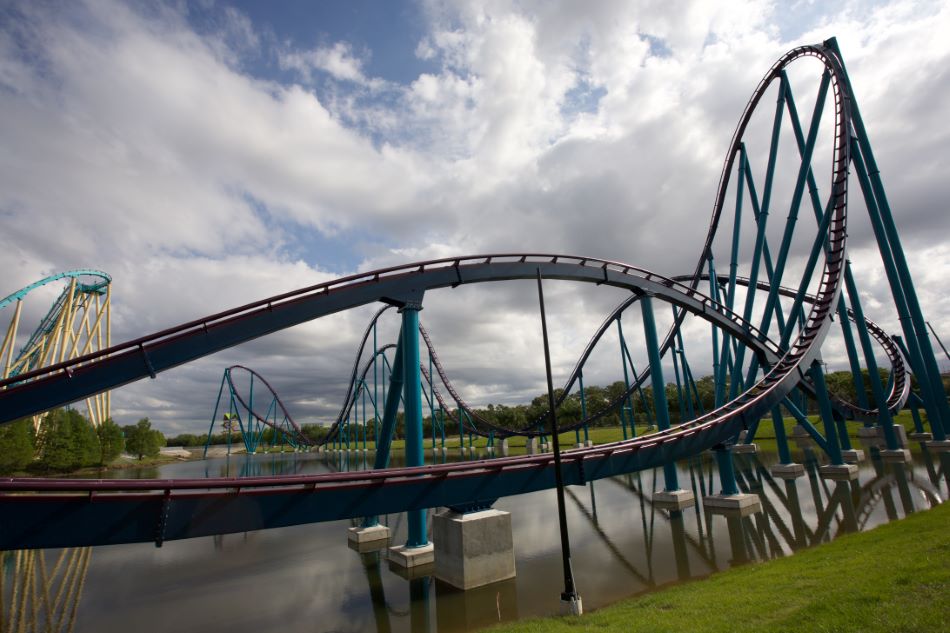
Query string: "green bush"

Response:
xmin=0 ymin=418 xmax=35 ymax=474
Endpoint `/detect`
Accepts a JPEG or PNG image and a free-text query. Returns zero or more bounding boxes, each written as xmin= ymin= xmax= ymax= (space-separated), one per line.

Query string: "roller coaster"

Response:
xmin=0 ymin=38 xmax=947 ymax=553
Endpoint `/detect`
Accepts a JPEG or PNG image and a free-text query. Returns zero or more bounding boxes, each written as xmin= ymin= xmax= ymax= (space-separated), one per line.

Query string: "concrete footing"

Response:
xmin=880 ymin=448 xmax=912 ymax=463
xmin=348 ymin=524 xmax=391 ymax=547
xmin=389 ymin=543 xmax=435 ymax=570
xmin=841 ymin=449 xmax=865 ymax=463
xmin=818 ymin=463 xmax=859 ymax=481
xmin=857 ymin=426 xmax=879 ymax=438
xmin=585 ymin=440 xmax=594 ymax=447
xmin=560 ymin=596 xmax=583 ymax=616
xmin=526 ymin=438 xmax=539 ymax=454
xmin=540 ymin=443 xmax=550 ymax=452
xmin=770 ymin=462 xmax=805 ymax=479
xmin=925 ymin=440 xmax=950 ymax=453
xmin=731 ymin=443 xmax=758 ymax=454
xmin=653 ymin=489 xmax=696 ymax=510
xmin=433 ymin=509 xmax=516 ymax=590
xmin=909 ymin=432 xmax=933 ymax=442
xmin=703 ymin=493 xmax=762 ymax=516
xmin=880 ymin=425 xmax=908 ymax=447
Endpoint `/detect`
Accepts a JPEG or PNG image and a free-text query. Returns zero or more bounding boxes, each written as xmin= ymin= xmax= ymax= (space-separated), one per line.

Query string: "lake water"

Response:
xmin=2 ymin=441 xmax=947 ymax=633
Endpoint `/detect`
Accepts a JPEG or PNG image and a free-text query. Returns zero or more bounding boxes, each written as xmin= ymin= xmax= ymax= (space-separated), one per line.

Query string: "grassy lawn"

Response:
xmin=485 ymin=501 xmax=950 ymax=633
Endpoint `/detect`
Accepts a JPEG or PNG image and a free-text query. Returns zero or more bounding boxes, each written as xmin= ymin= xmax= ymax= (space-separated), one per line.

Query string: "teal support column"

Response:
xmin=715 ymin=447 xmax=739 ymax=495
xmin=850 ymin=139 xmax=948 ymax=439
xmin=373 ymin=321 xmax=379 ymax=443
xmin=830 ymin=37 xmax=950 ymax=437
xmin=373 ymin=334 xmax=405 ymax=470
xmin=641 ymin=295 xmax=679 ymax=491
xmin=579 ymin=371 xmax=590 ymax=444
xmin=204 ymin=372 xmax=228 ymax=458
xmin=810 ymin=362 xmax=845 ymax=465
xmin=771 ymin=407 xmax=793 ymax=464
xmin=400 ymin=303 xmax=428 ymax=548
xmin=616 ymin=320 xmax=632 ymax=439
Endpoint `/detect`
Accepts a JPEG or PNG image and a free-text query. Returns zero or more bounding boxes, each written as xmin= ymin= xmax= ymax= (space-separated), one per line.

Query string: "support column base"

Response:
xmin=389 ymin=543 xmax=434 ymax=570
xmin=585 ymin=440 xmax=594 ymax=447
xmin=434 ymin=509 xmax=515 ymax=590
xmin=560 ymin=596 xmax=583 ymax=616
xmin=857 ymin=426 xmax=879 ymax=438
xmin=925 ymin=440 xmax=950 ymax=453
xmin=879 ymin=425 xmax=908 ymax=447
xmin=908 ymin=432 xmax=933 ymax=442
xmin=540 ymin=443 xmax=550 ymax=452
xmin=730 ymin=443 xmax=758 ymax=454
xmin=703 ymin=493 xmax=761 ymax=516
xmin=348 ymin=524 xmax=391 ymax=546
xmin=841 ymin=449 xmax=865 ymax=463
xmin=818 ymin=463 xmax=859 ymax=481
xmin=880 ymin=448 xmax=912 ymax=463
xmin=653 ymin=489 xmax=696 ymax=510
xmin=770 ymin=463 xmax=805 ymax=479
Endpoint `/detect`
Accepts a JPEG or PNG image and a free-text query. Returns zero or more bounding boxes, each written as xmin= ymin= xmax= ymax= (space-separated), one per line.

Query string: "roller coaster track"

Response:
xmin=0 ymin=41 xmax=876 ymax=550
xmin=220 ymin=365 xmax=314 ymax=447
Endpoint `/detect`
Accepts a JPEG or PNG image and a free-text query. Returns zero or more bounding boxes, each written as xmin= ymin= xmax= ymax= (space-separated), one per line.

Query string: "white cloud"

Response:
xmin=279 ymin=41 xmax=388 ymax=91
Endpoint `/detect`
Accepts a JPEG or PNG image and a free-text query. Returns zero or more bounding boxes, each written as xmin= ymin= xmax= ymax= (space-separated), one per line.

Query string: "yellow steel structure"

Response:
xmin=0 ymin=548 xmax=92 ymax=633
xmin=0 ymin=271 xmax=112 ymax=429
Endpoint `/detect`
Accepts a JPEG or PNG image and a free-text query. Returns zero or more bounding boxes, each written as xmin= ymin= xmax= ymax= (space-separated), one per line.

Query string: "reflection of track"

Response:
xmin=0 ymin=42 xmax=890 ymax=551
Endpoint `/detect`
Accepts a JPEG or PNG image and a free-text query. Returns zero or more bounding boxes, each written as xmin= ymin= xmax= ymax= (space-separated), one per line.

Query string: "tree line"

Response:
xmin=0 ymin=409 xmax=167 ymax=475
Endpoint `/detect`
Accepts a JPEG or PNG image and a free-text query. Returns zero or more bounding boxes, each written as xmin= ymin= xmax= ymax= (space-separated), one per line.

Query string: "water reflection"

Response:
xmin=1 ymin=446 xmax=946 ymax=633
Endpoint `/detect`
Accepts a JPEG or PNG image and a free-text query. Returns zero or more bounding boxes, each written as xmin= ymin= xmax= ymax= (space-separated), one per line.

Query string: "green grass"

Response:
xmin=485 ymin=501 xmax=950 ymax=633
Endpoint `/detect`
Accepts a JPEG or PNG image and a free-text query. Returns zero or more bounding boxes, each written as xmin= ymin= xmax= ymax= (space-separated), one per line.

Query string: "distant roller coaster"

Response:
xmin=0 ymin=270 xmax=111 ymax=429
xmin=0 ymin=38 xmax=947 ymax=552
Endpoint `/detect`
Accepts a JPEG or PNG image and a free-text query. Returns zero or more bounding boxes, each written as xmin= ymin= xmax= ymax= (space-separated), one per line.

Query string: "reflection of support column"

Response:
xmin=669 ymin=510 xmax=691 ymax=581
xmin=361 ymin=551 xmax=394 ymax=633
xmin=1 ymin=548 xmax=92 ymax=633
xmin=435 ymin=576 xmax=519 ymax=631
xmin=409 ymin=576 xmax=432 ymax=633
xmin=390 ymin=302 xmax=435 ymax=569
xmin=725 ymin=514 xmax=750 ymax=565
xmin=832 ymin=481 xmax=858 ymax=534
xmin=433 ymin=508 xmax=516 ymax=590
xmin=890 ymin=462 xmax=915 ymax=516
xmin=784 ymin=479 xmax=808 ymax=549
xmin=642 ymin=296 xmax=694 ymax=511
xmin=704 ymin=446 xmax=761 ymax=516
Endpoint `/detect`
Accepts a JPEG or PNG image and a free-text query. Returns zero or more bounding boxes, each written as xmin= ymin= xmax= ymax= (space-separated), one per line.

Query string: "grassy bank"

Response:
xmin=486 ymin=501 xmax=950 ymax=633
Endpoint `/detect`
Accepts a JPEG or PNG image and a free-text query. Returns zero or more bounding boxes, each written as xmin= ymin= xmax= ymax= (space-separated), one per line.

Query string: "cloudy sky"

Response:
xmin=1 ymin=0 xmax=948 ymax=435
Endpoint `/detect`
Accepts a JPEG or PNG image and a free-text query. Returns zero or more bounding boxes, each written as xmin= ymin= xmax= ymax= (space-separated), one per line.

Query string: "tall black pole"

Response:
xmin=536 ymin=269 xmax=581 ymax=612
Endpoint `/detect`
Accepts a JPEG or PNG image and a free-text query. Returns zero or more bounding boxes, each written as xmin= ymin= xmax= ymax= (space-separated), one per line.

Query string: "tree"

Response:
xmin=123 ymin=418 xmax=164 ymax=460
xmin=0 ymin=418 xmax=34 ymax=474
xmin=97 ymin=418 xmax=125 ymax=465
xmin=35 ymin=408 xmax=98 ymax=472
